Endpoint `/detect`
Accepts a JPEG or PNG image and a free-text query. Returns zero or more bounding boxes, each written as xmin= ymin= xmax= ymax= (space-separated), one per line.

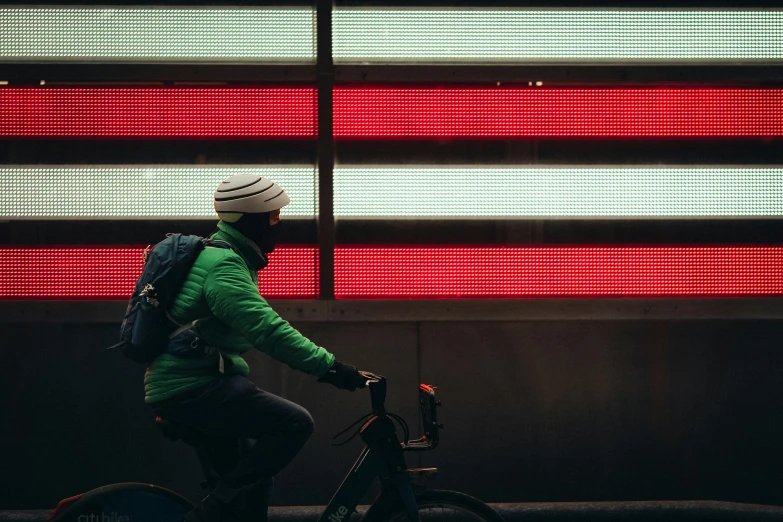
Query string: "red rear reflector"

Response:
xmin=49 ymin=493 xmax=84 ymax=520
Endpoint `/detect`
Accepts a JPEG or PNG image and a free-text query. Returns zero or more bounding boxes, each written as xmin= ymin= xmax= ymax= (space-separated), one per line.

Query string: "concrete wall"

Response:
xmin=2 ymin=320 xmax=783 ymax=510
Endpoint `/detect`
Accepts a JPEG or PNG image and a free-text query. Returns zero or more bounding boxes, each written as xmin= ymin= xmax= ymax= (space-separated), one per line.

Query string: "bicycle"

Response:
xmin=48 ymin=373 xmax=505 ymax=522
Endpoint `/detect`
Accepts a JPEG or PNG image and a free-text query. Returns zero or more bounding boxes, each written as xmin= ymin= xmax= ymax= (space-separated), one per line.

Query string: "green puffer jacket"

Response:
xmin=143 ymin=221 xmax=335 ymax=404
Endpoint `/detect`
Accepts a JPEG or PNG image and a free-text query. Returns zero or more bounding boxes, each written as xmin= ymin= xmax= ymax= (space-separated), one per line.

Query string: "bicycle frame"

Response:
xmin=317 ymin=376 xmax=422 ymax=522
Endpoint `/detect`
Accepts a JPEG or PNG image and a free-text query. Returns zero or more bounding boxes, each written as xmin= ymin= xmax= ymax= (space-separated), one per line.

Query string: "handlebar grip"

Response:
xmin=365 ymin=373 xmax=387 ymax=414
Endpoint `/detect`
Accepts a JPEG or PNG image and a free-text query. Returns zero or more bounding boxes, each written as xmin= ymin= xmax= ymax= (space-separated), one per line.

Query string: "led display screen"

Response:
xmin=0 ymin=247 xmax=319 ymax=300
xmin=0 ymin=6 xmax=315 ymax=62
xmin=2 ymin=166 xmax=316 ymax=219
xmin=334 ymin=166 xmax=783 ymax=218
xmin=0 ymin=88 xmax=317 ymax=137
xmin=335 ymin=247 xmax=783 ymax=298
xmin=334 ymin=88 xmax=783 ymax=138
xmin=334 ymin=9 xmax=783 ymax=63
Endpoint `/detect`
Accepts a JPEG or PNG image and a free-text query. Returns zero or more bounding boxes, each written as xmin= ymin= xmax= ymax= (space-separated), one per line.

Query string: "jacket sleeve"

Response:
xmin=203 ymin=254 xmax=335 ymax=377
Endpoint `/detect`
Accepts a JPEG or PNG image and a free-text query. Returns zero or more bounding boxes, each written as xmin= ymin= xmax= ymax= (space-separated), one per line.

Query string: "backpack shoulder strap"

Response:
xmin=160 ymin=238 xmax=230 ymax=339
xmin=166 ymin=312 xmax=213 ymax=340
xmin=163 ymin=238 xmax=242 ymax=339
xmin=204 ymin=239 xmax=253 ymax=271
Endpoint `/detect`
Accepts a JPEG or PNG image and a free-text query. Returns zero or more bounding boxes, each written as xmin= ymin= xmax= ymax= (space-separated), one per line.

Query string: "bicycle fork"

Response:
xmin=318 ymin=414 xmax=420 ymax=522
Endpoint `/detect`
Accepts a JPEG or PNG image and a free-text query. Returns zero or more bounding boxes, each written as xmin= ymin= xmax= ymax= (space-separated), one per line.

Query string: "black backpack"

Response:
xmin=107 ymin=233 xmax=234 ymax=364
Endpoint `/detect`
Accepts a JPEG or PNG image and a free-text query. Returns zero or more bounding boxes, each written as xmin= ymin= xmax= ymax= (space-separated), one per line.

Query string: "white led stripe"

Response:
xmin=333 ymin=9 xmax=783 ymax=63
xmin=0 ymin=7 xmax=314 ymax=62
xmin=1 ymin=166 xmax=316 ymax=219
xmin=334 ymin=167 xmax=783 ymax=218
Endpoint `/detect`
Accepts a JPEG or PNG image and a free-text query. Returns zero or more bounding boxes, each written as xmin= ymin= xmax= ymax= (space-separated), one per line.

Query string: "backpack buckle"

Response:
xmin=139 ymin=283 xmax=160 ymax=307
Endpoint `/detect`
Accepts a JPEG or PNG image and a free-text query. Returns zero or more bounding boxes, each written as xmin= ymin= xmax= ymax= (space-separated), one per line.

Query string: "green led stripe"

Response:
xmin=2 ymin=166 xmax=316 ymax=219
xmin=333 ymin=9 xmax=782 ymax=63
xmin=0 ymin=7 xmax=314 ymax=62
xmin=334 ymin=167 xmax=783 ymax=218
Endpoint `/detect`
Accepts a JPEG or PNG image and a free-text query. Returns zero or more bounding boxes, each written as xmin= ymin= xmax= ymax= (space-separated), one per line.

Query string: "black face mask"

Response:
xmin=267 ymin=220 xmax=283 ymax=253
xmin=230 ymin=212 xmax=282 ymax=254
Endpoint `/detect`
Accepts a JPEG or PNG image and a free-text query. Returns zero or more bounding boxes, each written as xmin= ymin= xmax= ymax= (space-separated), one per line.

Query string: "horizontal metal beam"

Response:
xmin=335 ymin=65 xmax=783 ymax=85
xmin=327 ymin=299 xmax=783 ymax=321
xmin=0 ymin=64 xmax=316 ymax=83
xmin=3 ymin=65 xmax=782 ymax=85
xmin=0 ymin=219 xmax=317 ymax=245
xmin=4 ymin=218 xmax=783 ymax=246
xmin=335 ymin=218 xmax=783 ymax=245
xmin=3 ymin=299 xmax=783 ymax=323
xmin=336 ymin=139 xmax=783 ymax=166
xmin=0 ymin=140 xmax=316 ymax=164
xmin=4 ymin=139 xmax=782 ymax=166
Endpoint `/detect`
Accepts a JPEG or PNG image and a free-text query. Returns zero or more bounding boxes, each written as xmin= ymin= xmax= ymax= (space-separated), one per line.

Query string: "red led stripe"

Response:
xmin=0 ymin=247 xmax=319 ymax=300
xmin=334 ymin=88 xmax=783 ymax=138
xmin=335 ymin=247 xmax=783 ymax=298
xmin=0 ymin=88 xmax=317 ymax=137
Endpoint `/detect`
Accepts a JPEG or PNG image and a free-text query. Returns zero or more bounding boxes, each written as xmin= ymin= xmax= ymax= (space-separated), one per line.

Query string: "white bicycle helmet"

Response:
xmin=214 ymin=174 xmax=290 ymax=223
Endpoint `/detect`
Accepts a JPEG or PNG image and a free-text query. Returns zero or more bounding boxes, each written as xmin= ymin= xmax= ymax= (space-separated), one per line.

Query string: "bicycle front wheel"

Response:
xmin=364 ymin=489 xmax=504 ymax=522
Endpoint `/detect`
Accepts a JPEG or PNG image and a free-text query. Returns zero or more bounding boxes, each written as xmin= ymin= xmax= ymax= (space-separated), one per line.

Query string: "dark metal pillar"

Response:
xmin=316 ymin=0 xmax=335 ymax=299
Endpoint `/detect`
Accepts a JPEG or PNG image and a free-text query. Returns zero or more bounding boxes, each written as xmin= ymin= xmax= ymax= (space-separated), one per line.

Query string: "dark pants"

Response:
xmin=151 ymin=375 xmax=315 ymax=521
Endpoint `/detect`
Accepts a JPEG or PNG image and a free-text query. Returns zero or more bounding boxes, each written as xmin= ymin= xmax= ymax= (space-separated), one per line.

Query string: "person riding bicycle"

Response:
xmin=146 ymin=174 xmax=369 ymax=522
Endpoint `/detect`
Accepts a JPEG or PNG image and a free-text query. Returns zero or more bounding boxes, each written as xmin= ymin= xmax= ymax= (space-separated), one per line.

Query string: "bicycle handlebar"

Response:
xmin=358 ymin=371 xmax=440 ymax=451
xmin=360 ymin=371 xmax=386 ymax=414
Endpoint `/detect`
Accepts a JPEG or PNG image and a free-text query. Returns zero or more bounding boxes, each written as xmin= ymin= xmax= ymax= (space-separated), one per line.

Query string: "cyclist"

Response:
xmin=145 ymin=174 xmax=369 ymax=522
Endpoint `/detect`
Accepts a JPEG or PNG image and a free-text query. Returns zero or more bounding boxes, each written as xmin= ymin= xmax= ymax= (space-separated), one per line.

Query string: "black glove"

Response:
xmin=317 ymin=360 xmax=368 ymax=392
